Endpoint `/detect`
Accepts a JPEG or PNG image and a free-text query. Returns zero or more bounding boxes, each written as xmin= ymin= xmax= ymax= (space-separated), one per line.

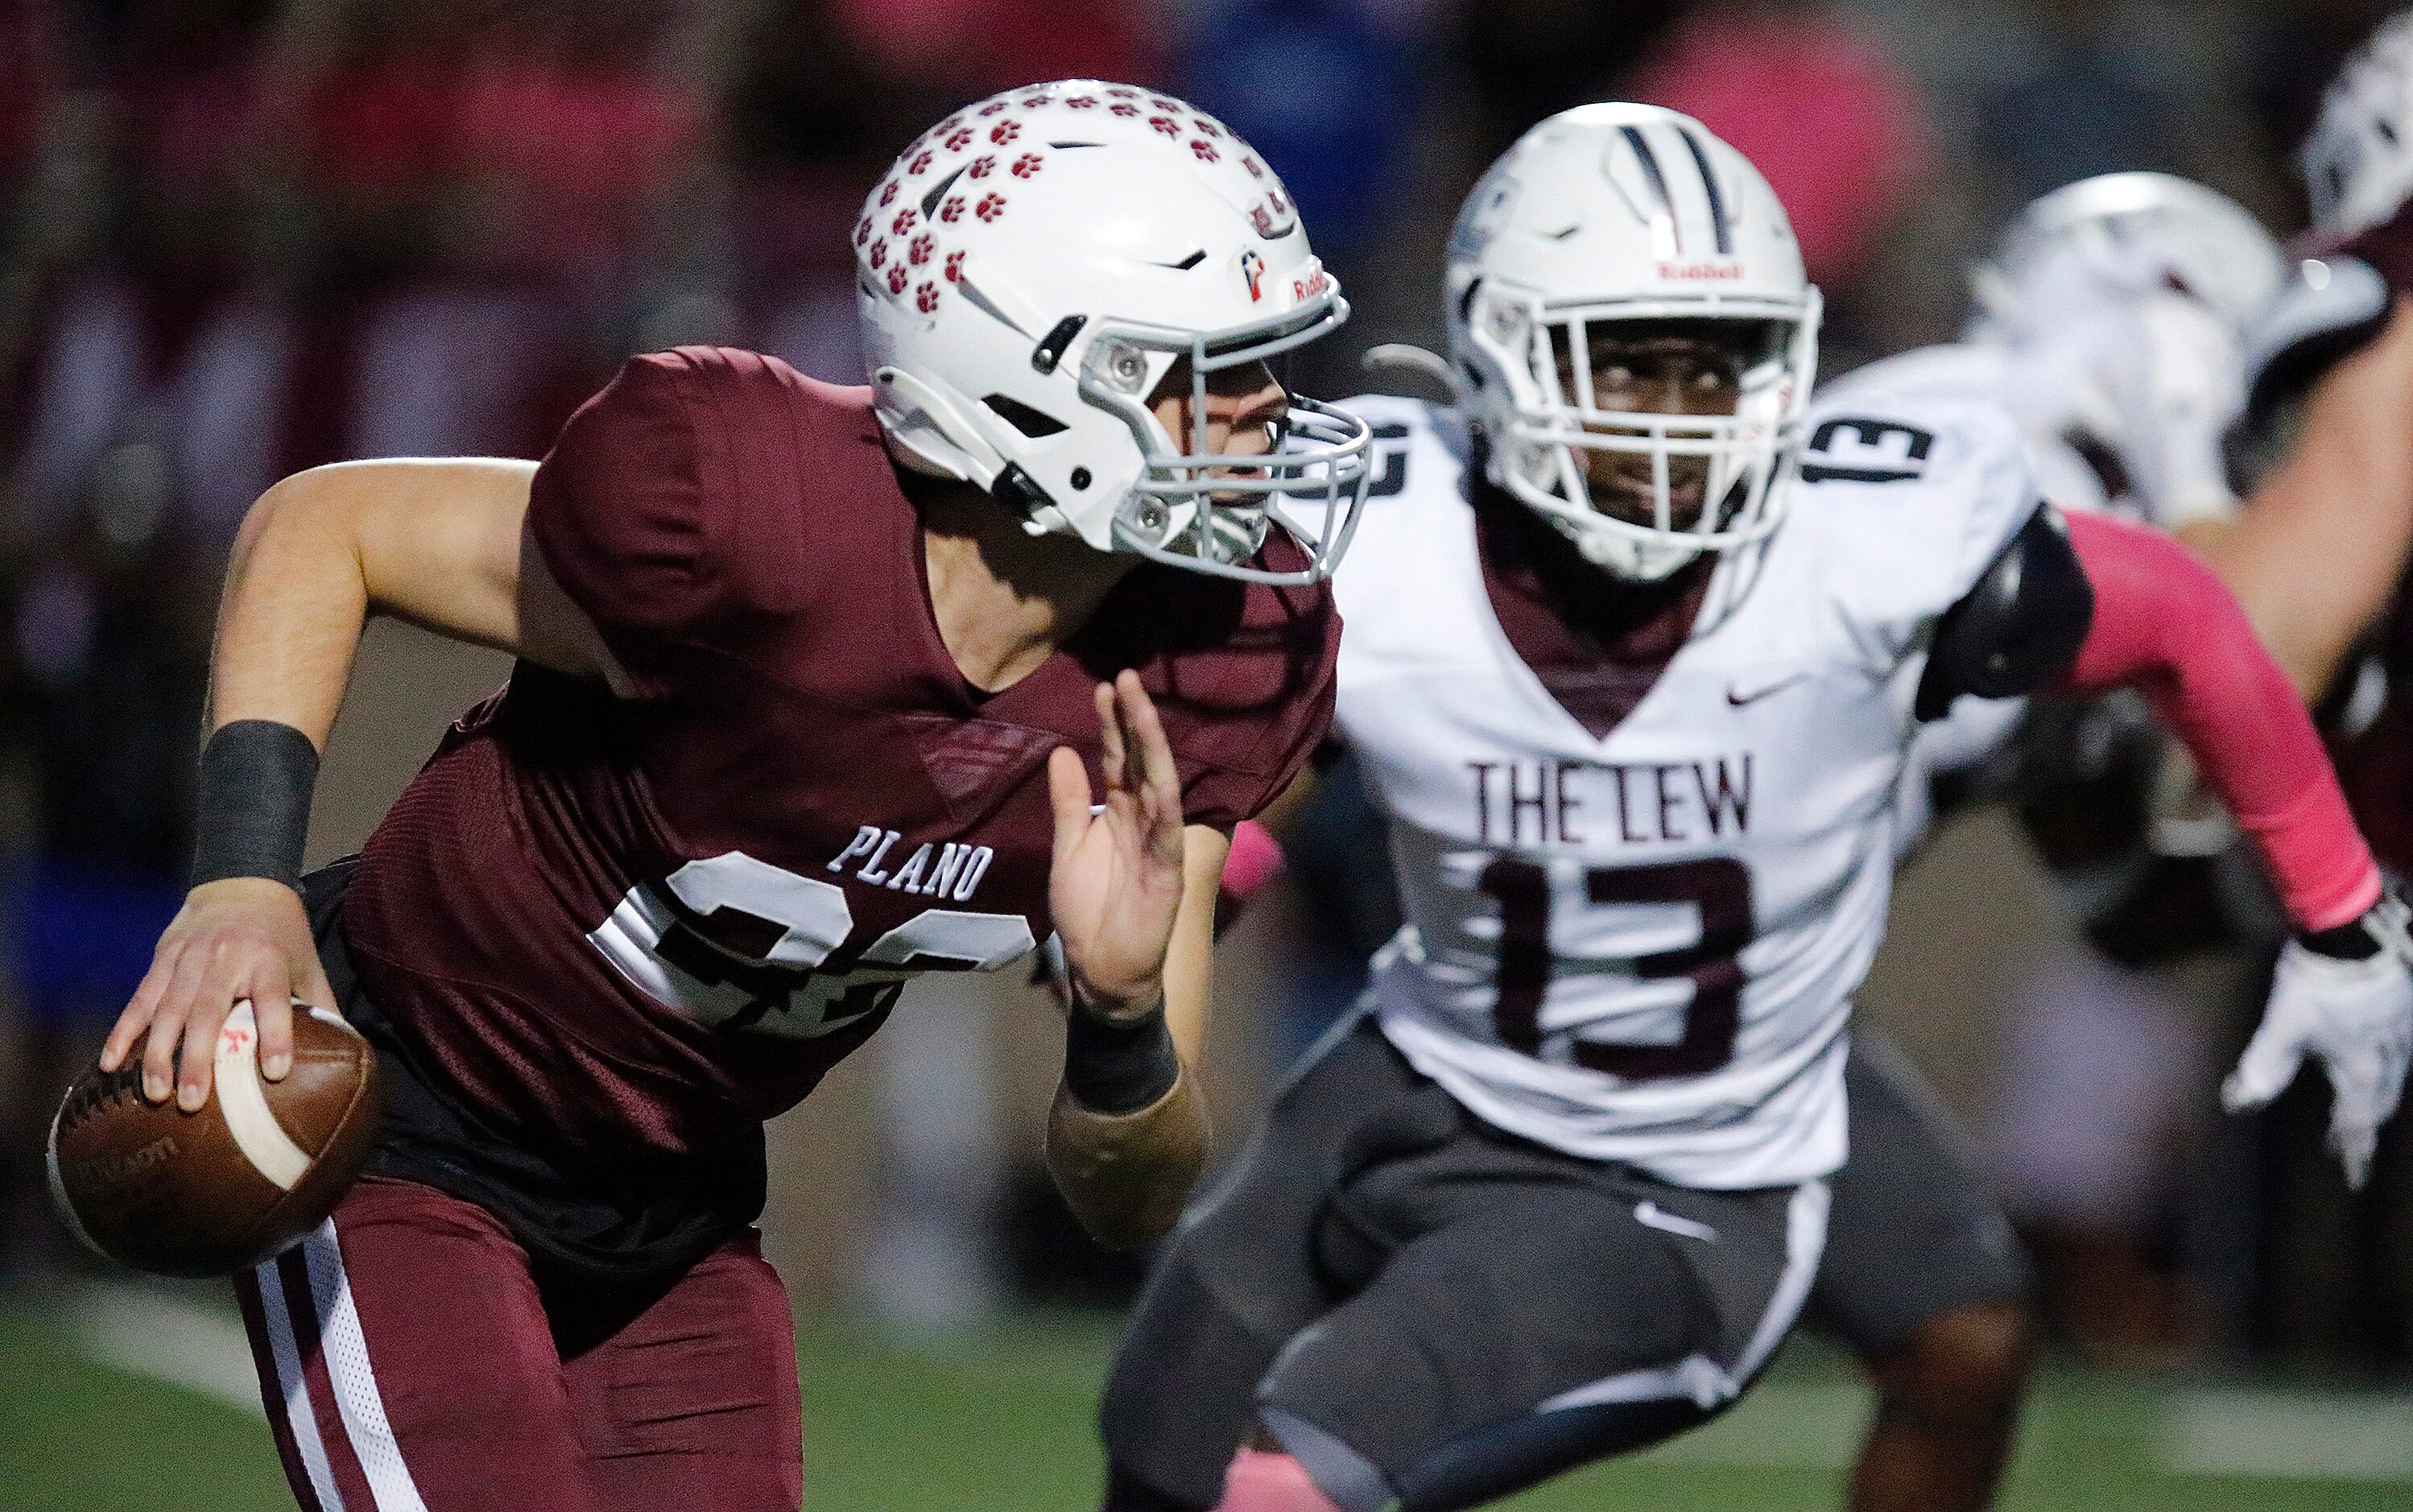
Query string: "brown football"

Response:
xmin=47 ymin=1002 xmax=382 ymax=1278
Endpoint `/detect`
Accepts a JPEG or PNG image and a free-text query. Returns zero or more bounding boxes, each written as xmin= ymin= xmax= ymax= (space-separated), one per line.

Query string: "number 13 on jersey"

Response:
xmin=1473 ymin=854 xmax=1753 ymax=1080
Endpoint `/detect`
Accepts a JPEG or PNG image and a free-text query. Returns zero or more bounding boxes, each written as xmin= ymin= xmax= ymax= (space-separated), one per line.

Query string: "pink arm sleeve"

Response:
xmin=2054 ymin=510 xmax=2382 ymax=931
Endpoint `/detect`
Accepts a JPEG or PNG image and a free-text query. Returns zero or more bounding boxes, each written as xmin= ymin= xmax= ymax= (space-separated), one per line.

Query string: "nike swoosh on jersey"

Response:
xmin=1726 ymin=674 xmax=1810 ymax=707
xmin=1634 ymin=1200 xmax=1720 ymax=1243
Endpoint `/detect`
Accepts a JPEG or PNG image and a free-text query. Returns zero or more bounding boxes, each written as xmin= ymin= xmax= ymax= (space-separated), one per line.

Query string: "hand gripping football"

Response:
xmin=47 ymin=1002 xmax=382 ymax=1277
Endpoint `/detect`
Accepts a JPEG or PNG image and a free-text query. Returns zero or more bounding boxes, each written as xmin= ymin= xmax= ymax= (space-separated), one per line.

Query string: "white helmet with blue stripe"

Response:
xmin=1444 ymin=103 xmax=1821 ymax=580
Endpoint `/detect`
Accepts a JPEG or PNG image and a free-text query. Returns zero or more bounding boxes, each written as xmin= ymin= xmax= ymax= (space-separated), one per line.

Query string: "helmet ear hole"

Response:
xmin=983 ymin=394 xmax=1069 ymax=438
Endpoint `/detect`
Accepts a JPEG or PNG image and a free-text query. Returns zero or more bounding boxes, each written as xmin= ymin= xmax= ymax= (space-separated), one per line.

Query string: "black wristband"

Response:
xmin=1064 ymin=1000 xmax=1180 ymax=1115
xmin=191 ymin=721 xmax=320 ymax=890
xmin=2300 ymin=917 xmax=2382 ymax=960
xmin=2301 ymin=883 xmax=2411 ymax=960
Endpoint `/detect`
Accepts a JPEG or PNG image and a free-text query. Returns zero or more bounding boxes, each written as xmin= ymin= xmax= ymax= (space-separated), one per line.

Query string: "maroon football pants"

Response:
xmin=232 ymin=1175 xmax=803 ymax=1511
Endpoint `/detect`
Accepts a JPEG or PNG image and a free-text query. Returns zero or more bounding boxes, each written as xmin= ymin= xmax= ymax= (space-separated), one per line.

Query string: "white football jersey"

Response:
xmin=1330 ymin=390 xmax=2042 ymax=1188
xmin=1820 ymin=337 xmax=2237 ymax=854
xmin=1821 ymin=334 xmax=2242 ymax=534
xmin=1818 ymin=344 xmax=2116 ymax=517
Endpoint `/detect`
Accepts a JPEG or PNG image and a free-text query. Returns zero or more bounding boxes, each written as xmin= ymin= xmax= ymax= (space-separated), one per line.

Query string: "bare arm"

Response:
xmin=210 ymin=456 xmax=611 ymax=738
xmin=100 ymin=458 xmax=612 ymax=1110
xmin=2183 ymin=299 xmax=2413 ymax=698
xmin=1041 ymin=674 xmax=1224 ymax=1247
xmin=1163 ymin=824 xmax=1231 ymax=1068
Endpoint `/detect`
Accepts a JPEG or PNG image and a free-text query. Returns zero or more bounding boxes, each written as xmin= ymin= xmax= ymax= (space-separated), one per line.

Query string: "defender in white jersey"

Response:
xmin=1344 ymin=387 xmax=2039 ymax=1184
xmin=1100 ymin=107 xmax=2413 ymax=1512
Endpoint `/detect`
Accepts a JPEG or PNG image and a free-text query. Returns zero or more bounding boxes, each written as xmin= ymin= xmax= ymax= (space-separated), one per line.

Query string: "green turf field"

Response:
xmin=3 ymin=1285 xmax=2410 ymax=1510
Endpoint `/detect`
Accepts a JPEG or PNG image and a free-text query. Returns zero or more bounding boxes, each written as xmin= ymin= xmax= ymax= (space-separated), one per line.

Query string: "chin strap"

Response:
xmin=1361 ymin=342 xmax=1470 ymax=408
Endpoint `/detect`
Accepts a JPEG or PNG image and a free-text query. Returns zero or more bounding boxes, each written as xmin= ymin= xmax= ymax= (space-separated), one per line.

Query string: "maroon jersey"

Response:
xmin=339 ymin=348 xmax=1336 ymax=1185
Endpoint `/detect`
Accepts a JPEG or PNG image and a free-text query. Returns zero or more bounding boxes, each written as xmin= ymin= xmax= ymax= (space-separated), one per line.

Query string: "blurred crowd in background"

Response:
xmin=3 ymin=0 xmax=2412 ymax=1382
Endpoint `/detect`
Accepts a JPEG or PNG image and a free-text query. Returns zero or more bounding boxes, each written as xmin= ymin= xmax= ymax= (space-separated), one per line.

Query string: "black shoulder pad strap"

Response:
xmin=1915 ymin=506 xmax=2095 ymax=721
xmin=2243 ymin=254 xmax=2392 ymax=421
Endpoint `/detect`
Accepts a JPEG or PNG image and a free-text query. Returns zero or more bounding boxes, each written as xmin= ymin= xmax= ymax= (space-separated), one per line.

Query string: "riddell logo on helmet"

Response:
xmin=1657 ymin=261 xmax=1746 ymax=282
xmin=1241 ymin=249 xmax=1266 ymax=302
xmin=1291 ymin=262 xmax=1330 ymax=301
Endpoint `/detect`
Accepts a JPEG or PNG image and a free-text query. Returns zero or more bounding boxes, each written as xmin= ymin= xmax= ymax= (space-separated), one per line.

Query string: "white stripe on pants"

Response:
xmin=254 ymin=1220 xmax=432 ymax=1511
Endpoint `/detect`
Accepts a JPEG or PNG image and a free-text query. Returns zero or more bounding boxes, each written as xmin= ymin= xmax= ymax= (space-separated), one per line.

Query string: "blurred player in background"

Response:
xmin=1097 ymin=105 xmax=2413 ymax=1512
xmin=91 ymin=81 xmax=1370 ymax=1512
xmin=2228 ymin=7 xmax=2413 ymax=858
xmin=2204 ymin=7 xmax=2413 ymax=1357
xmin=1831 ymin=174 xmax=2288 ymax=1364
xmin=1843 ymin=171 xmax=2283 ymax=904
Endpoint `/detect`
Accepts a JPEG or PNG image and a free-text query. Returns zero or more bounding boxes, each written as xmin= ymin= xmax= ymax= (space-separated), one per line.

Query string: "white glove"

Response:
xmin=2223 ymin=893 xmax=2413 ymax=1188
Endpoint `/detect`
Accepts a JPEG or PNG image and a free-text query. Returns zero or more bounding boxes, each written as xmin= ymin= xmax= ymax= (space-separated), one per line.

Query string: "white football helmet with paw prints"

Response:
xmin=857 ymin=80 xmax=1372 ymax=585
xmin=1969 ymin=172 xmax=2283 ymax=530
xmin=1444 ymin=103 xmax=1820 ymax=581
xmin=2304 ymin=11 xmax=2413 ymax=236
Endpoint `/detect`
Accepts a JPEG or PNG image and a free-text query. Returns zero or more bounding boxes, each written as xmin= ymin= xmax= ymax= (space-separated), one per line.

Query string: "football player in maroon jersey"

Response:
xmin=2184 ymin=10 xmax=2413 ymax=1372
xmin=2210 ymin=13 xmax=2413 ymax=868
xmin=91 ymin=81 xmax=1370 ymax=1512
